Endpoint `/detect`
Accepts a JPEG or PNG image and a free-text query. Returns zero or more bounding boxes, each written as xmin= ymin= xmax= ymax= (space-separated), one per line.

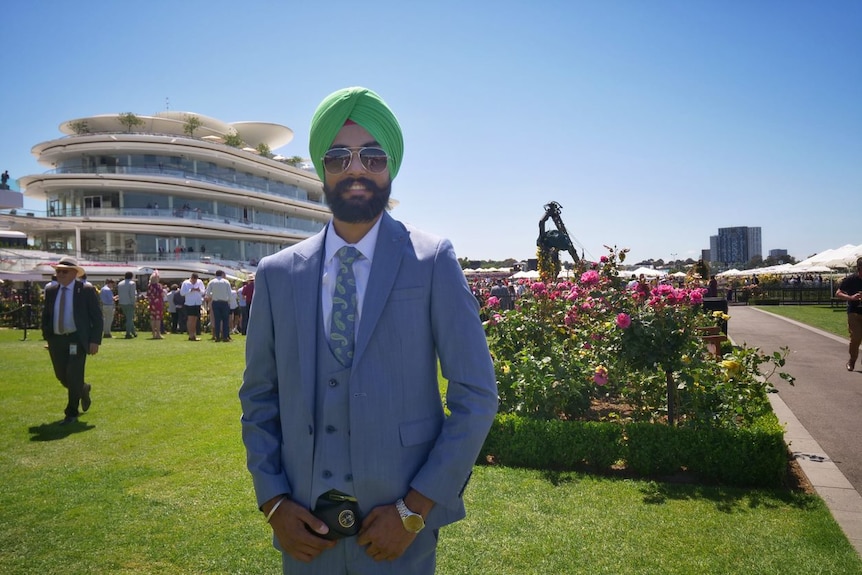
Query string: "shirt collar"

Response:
xmin=325 ymin=217 xmax=382 ymax=265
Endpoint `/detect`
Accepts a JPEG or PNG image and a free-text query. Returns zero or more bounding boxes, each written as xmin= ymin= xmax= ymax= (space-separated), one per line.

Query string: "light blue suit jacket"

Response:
xmin=239 ymin=212 xmax=498 ymax=529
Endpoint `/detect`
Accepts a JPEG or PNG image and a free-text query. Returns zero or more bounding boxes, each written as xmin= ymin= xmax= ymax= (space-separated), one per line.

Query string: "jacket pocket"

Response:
xmin=399 ymin=416 xmax=442 ymax=447
xmin=387 ymin=286 xmax=424 ymax=302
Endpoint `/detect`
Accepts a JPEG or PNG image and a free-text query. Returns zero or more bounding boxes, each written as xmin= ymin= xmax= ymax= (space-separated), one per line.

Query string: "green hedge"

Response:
xmin=483 ymin=414 xmax=624 ymax=471
xmin=481 ymin=412 xmax=787 ymax=488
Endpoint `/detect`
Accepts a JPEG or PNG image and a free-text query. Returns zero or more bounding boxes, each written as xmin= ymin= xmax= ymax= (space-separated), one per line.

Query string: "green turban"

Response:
xmin=309 ymin=87 xmax=404 ymax=181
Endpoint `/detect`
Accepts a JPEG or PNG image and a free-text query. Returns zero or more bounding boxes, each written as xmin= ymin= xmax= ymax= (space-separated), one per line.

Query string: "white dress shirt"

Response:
xmin=321 ymin=218 xmax=381 ymax=339
xmin=181 ymin=278 xmax=206 ymax=306
xmin=54 ymin=283 xmax=77 ymax=334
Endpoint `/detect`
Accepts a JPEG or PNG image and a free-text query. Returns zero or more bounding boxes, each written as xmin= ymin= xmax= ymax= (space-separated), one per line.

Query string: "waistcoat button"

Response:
xmin=328 ymin=378 xmax=338 ymax=387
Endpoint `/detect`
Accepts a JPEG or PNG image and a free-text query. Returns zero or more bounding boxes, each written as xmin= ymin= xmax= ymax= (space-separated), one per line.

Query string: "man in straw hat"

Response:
xmin=239 ymin=87 xmax=497 ymax=574
xmin=836 ymin=256 xmax=862 ymax=371
xmin=41 ymin=256 xmax=103 ymax=424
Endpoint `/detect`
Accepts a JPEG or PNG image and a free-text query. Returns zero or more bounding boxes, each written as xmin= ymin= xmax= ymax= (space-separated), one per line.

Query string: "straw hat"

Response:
xmin=51 ymin=256 xmax=86 ymax=278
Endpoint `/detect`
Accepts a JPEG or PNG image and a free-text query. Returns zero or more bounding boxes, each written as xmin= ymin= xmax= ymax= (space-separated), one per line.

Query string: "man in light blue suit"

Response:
xmin=239 ymin=87 xmax=498 ymax=574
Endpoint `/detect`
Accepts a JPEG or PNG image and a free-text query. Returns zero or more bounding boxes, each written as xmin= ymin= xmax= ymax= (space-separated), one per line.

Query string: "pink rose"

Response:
xmin=580 ymin=270 xmax=600 ymax=286
xmin=486 ymin=296 xmax=500 ymax=308
xmin=615 ymin=312 xmax=632 ymax=329
xmin=593 ymin=366 xmax=609 ymax=386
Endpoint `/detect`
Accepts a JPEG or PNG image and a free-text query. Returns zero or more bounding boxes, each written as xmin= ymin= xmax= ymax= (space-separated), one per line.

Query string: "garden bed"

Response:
xmin=481 ymin=406 xmax=791 ymax=488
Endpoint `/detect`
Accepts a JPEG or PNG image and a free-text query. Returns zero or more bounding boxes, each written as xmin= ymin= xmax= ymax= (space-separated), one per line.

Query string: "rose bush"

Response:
xmin=484 ymin=246 xmax=794 ymax=428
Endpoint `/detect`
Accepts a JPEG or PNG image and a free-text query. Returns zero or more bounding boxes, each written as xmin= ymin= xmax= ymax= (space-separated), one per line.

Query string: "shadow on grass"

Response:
xmin=530 ymin=461 xmax=821 ymax=513
xmin=637 ymin=478 xmax=821 ymax=513
xmin=28 ymin=420 xmax=95 ymax=441
xmin=541 ymin=470 xmax=580 ymax=486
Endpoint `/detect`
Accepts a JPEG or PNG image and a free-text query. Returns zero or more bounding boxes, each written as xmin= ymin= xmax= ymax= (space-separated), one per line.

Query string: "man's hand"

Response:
xmin=88 ymin=343 xmax=99 ymax=355
xmin=357 ymin=504 xmax=416 ymax=562
xmin=265 ymin=497 xmax=336 ymax=563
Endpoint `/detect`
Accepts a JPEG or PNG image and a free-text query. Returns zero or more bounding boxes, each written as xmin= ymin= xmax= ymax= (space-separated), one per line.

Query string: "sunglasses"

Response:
xmin=322 ymin=147 xmax=389 ymax=175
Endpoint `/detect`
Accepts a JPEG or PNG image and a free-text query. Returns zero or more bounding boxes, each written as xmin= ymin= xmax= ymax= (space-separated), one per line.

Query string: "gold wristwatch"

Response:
xmin=395 ymin=498 xmax=425 ymax=533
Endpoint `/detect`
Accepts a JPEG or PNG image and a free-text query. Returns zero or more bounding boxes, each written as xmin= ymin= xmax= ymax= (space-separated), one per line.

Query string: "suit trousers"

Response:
xmin=848 ymin=312 xmax=862 ymax=363
xmin=47 ymin=333 xmax=87 ymax=418
xmin=101 ymin=304 xmax=115 ymax=336
xmin=120 ymin=303 xmax=136 ymax=336
xmin=211 ymin=301 xmax=230 ymax=340
xmin=280 ymin=527 xmax=438 ymax=575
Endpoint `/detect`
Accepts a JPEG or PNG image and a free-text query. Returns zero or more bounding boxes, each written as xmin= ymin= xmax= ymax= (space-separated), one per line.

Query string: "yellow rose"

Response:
xmin=721 ymin=359 xmax=741 ymax=375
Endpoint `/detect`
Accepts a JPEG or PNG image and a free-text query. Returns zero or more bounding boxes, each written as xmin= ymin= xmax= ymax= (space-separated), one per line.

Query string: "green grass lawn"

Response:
xmin=1 ymin=328 xmax=861 ymax=574
xmin=751 ymin=303 xmax=850 ymax=338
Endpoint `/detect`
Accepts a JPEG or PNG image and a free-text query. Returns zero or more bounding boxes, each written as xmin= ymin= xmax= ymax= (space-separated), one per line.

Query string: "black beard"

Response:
xmin=323 ymin=177 xmax=391 ymax=223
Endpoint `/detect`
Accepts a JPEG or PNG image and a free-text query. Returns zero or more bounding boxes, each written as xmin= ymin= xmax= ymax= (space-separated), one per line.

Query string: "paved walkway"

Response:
xmin=728 ymin=305 xmax=862 ymax=556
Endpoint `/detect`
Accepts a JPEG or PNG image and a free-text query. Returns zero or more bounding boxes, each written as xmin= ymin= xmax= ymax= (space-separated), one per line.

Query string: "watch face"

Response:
xmin=404 ymin=514 xmax=425 ymax=533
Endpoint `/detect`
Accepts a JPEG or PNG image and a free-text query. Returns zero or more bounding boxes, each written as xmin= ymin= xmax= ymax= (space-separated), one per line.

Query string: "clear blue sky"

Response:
xmin=2 ymin=0 xmax=859 ymax=264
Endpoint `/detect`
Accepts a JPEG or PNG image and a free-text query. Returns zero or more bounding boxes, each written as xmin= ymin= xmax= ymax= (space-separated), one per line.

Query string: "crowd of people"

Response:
xmin=94 ymin=270 xmax=256 ymax=340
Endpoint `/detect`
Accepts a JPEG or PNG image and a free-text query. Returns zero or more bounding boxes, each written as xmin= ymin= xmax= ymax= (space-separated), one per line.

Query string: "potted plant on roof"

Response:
xmin=118 ymin=112 xmax=144 ymax=133
xmin=183 ymin=114 xmax=203 ymax=138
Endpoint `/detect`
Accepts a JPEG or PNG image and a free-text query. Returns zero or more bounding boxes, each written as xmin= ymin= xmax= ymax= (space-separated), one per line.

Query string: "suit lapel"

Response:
xmin=292 ymin=229 xmax=326 ymax=404
xmin=354 ymin=213 xmax=407 ymax=364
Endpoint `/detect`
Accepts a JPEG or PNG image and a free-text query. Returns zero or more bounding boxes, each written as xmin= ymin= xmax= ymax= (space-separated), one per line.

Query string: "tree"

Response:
xmin=67 ymin=120 xmax=90 ymax=134
xmin=183 ymin=114 xmax=203 ymax=138
xmin=692 ymin=258 xmax=710 ymax=279
xmin=222 ymin=131 xmax=243 ymax=148
xmin=255 ymin=143 xmax=272 ymax=158
xmin=746 ymin=255 xmax=764 ymax=269
xmin=282 ymin=155 xmax=305 ymax=166
xmin=118 ymin=112 xmax=144 ymax=133
xmin=764 ymin=254 xmax=796 ymax=267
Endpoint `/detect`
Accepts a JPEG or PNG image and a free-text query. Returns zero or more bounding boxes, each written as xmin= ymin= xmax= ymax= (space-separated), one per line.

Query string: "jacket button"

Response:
xmin=322 ymin=470 xmax=332 ymax=479
xmin=328 ymin=379 xmax=338 ymax=387
xmin=325 ymin=425 xmax=336 ymax=433
xmin=345 ymin=474 xmax=353 ymax=482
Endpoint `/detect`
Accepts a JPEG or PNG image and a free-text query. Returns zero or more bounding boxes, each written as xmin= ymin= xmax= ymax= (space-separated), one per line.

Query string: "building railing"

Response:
xmin=44 ymin=206 xmax=323 ymax=236
xmin=44 ymin=164 xmax=324 ymax=207
xmin=0 ymin=180 xmax=21 ymax=192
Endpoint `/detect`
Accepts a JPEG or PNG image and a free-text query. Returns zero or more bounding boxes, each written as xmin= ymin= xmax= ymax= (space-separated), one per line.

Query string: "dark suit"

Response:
xmin=42 ymin=280 xmax=103 ymax=418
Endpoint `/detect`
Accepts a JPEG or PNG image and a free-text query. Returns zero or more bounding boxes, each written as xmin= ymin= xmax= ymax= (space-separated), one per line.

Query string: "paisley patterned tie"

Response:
xmin=329 ymin=246 xmax=360 ymax=367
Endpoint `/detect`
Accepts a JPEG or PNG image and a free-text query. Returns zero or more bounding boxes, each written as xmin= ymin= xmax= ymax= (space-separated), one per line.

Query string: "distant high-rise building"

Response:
xmin=709 ymin=236 xmax=719 ymax=263
xmin=701 ymin=249 xmax=711 ymax=263
xmin=713 ymin=226 xmax=762 ymax=266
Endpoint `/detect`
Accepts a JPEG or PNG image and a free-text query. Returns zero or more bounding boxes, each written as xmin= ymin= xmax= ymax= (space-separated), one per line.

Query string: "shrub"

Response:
xmin=481 ymin=413 xmax=788 ymax=487
xmin=484 ymin=246 xmax=795 ymax=428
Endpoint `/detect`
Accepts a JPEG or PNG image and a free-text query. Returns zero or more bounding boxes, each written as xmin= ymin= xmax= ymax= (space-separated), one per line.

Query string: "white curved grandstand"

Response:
xmin=2 ymin=110 xmax=328 ymax=277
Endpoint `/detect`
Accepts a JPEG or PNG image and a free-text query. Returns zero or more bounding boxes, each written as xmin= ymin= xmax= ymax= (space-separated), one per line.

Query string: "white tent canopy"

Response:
xmin=619 ymin=267 xmax=667 ymax=278
xmin=510 ymin=270 xmax=540 ymax=279
xmin=796 ymin=244 xmax=862 ymax=269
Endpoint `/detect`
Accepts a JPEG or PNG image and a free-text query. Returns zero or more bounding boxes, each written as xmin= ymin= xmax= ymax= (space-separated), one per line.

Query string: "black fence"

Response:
xmin=728 ymin=285 xmax=836 ymax=305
